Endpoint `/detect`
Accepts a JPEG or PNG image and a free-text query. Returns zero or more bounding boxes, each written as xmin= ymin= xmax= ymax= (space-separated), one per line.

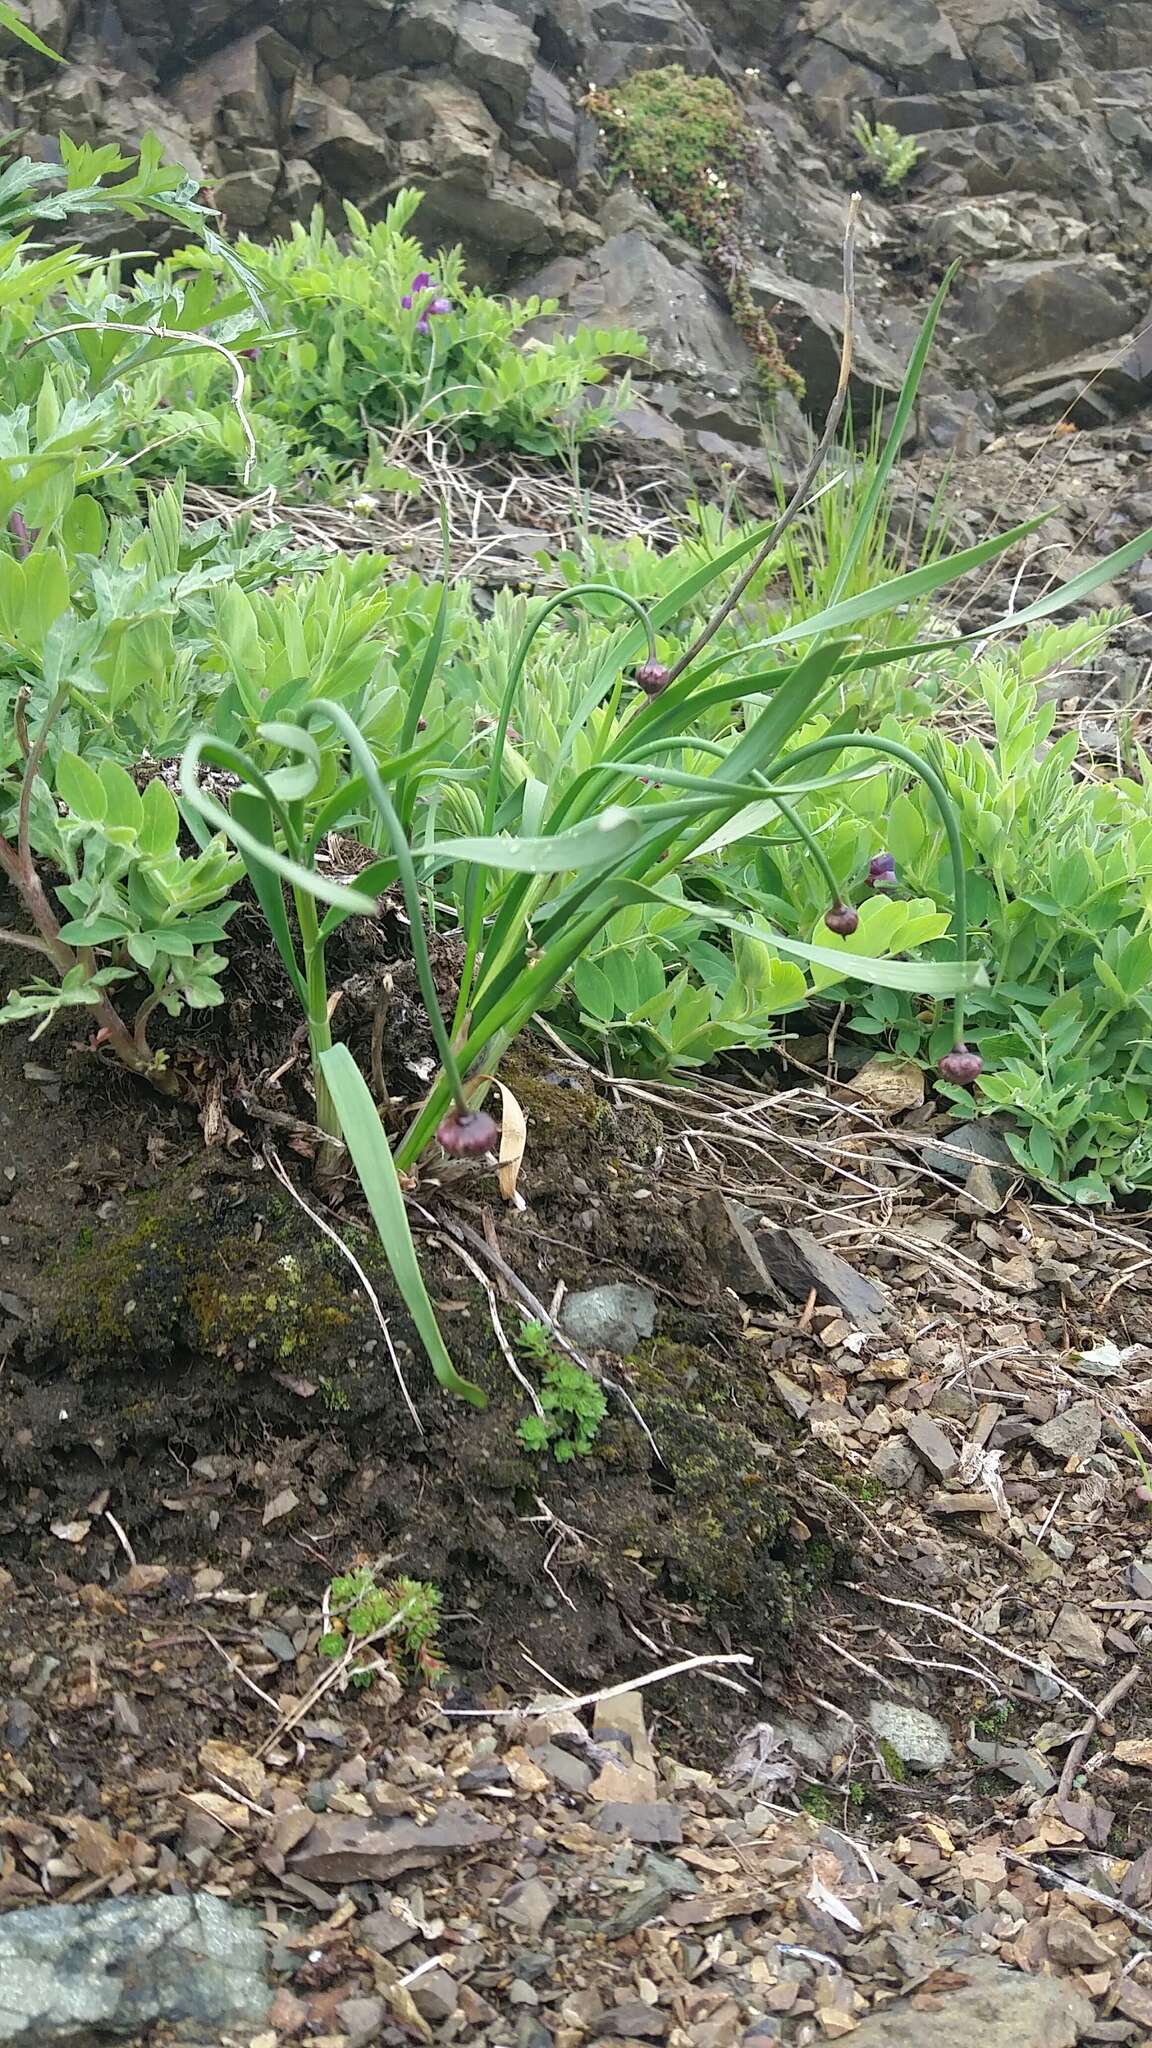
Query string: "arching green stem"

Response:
xmin=619 ymin=736 xmax=846 ymax=911
xmin=304 ymin=699 xmax=473 ymax=1117
xmin=781 ymin=732 xmax=971 ymax=1043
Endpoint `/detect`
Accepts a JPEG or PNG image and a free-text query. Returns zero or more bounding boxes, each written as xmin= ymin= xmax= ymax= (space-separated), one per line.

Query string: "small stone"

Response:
xmin=596 ymin=1800 xmax=683 ymax=1846
xmin=498 ymin=1879 xmax=556 ymax=1937
xmin=868 ymin=1701 xmax=953 ymax=1770
xmin=411 ymin=1970 xmax=459 ymax=2022
xmin=259 ymin=1627 xmax=297 ymax=1663
xmin=510 ymin=1979 xmax=539 ymax=2006
xmin=358 ymin=1908 xmax=411 ymax=1954
xmin=594 ymin=2001 xmax=669 ymax=2039
xmin=560 ymin=1283 xmax=657 ymax=1355
xmin=905 ymin=1415 xmax=959 ymax=1480
xmin=338 ymin=1994 xmax=387 ymax=2043
xmin=199 ymin=1739 xmax=265 ymax=1803
xmin=1050 ymin=1602 xmax=1109 ymax=1667
xmin=1130 ymin=1561 xmax=1152 ymax=1600
xmin=1115 ymin=1739 xmax=1152 ymax=1770
xmin=867 ymin=1437 xmax=922 ymax=1490
xmin=1033 ymin=1402 xmax=1101 ymax=1461
xmin=1045 ymin=1910 xmax=1117 ymax=1967
xmin=535 ymin=1743 xmax=593 ymax=1796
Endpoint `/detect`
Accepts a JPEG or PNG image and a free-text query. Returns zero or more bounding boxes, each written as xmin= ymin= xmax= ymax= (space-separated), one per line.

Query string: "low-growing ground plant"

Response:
xmin=587 ymin=66 xmax=802 ymax=396
xmin=319 ymin=1566 xmax=446 ymax=1687
xmin=851 ymin=114 xmax=924 ymax=190
xmin=117 ymin=189 xmax=645 ymax=491
xmin=515 ymin=1322 xmax=607 ymax=1461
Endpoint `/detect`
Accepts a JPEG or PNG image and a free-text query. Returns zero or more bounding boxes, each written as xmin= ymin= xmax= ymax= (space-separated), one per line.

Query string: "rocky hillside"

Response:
xmin=8 ymin=0 xmax=1152 ymax=477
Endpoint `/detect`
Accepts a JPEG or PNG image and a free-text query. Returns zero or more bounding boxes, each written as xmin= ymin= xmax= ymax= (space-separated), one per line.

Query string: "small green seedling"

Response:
xmin=851 ymin=114 xmax=924 ymax=188
xmin=518 ymin=1353 xmax=607 ymax=1464
xmin=318 ymin=1565 xmax=446 ymax=1687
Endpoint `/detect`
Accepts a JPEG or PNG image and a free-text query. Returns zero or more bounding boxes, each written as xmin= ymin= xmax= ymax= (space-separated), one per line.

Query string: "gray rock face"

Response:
xmin=0 ymin=1894 xmax=269 ymax=2044
xmin=949 ymin=254 xmax=1141 ymax=385
xmin=845 ymin=1953 xmax=1092 ymax=2048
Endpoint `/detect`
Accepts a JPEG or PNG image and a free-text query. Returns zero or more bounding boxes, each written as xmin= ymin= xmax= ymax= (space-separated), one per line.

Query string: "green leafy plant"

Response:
xmin=851 ymin=115 xmax=924 ymax=190
xmin=136 ymin=189 xmax=644 ymax=488
xmin=518 ymin=1354 xmax=607 ymax=1462
xmin=587 ymin=67 xmax=801 ymax=394
xmin=318 ymin=1566 xmax=446 ymax=1687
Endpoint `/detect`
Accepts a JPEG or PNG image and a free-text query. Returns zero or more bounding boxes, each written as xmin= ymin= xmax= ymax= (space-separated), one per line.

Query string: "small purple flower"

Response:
xmin=633 ymin=659 xmax=671 ymax=695
xmin=437 ymin=1107 xmax=500 ymax=1157
xmin=429 ymin=296 xmax=452 ymax=316
xmin=824 ymin=901 xmax=859 ymax=936
xmin=867 ymin=851 xmax=897 ymax=890
xmin=410 ymin=271 xmax=432 ymax=292
xmin=416 ymin=316 xmax=430 ymax=334
xmin=938 ymin=1044 xmax=984 ymax=1087
xmin=401 ymin=293 xmax=414 ymax=310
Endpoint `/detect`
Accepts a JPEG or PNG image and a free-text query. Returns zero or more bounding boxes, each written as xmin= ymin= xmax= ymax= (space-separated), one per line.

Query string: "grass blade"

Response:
xmin=318 ymin=1045 xmax=485 ymax=1408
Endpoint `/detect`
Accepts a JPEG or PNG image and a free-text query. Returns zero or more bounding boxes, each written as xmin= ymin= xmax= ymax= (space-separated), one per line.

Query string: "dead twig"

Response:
xmin=845 ymin=1585 xmax=1096 ymax=1711
xmin=1056 ymin=1663 xmax=1142 ymax=1807
xmin=443 ymin=1650 xmax=754 ymax=1717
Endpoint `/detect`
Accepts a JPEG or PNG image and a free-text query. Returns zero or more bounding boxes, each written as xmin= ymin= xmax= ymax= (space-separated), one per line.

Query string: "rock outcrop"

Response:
xmin=6 ymin=0 xmax=1152 ymax=469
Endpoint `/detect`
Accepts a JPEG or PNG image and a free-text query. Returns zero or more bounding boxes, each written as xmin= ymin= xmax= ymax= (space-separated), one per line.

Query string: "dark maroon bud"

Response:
xmin=634 ymin=659 xmax=671 ymax=695
xmin=938 ymin=1043 xmax=983 ymax=1086
xmin=824 ymin=900 xmax=859 ymax=936
xmin=436 ymin=1107 xmax=500 ymax=1156
xmin=868 ymin=851 xmax=897 ymax=889
xmin=8 ymin=511 xmax=31 ymax=559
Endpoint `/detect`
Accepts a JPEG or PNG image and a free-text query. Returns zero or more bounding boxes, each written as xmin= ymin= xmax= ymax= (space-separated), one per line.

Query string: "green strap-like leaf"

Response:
xmin=318 ymin=1045 xmax=485 ymax=1409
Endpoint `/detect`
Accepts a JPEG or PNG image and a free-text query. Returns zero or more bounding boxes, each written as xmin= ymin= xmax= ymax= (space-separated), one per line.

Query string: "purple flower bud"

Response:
xmin=238 ymin=346 xmax=261 ymax=359
xmin=401 ymin=293 xmax=413 ymax=310
xmin=634 ymin=658 xmax=671 ymax=694
xmin=429 ymin=296 xmax=452 ymax=315
xmin=436 ymin=1107 xmax=500 ymax=1156
xmin=8 ymin=510 xmax=31 ymax=559
xmin=938 ymin=1043 xmax=983 ymax=1086
xmin=416 ymin=316 xmax=431 ymax=335
xmin=410 ymin=271 xmax=432 ymax=292
xmin=868 ymin=851 xmax=897 ymax=890
xmin=824 ymin=901 xmax=859 ymax=936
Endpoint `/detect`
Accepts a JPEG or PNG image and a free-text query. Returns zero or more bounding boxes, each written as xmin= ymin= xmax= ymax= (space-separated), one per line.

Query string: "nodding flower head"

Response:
xmin=633 ymin=658 xmax=671 ymax=695
xmin=824 ymin=900 xmax=859 ymax=936
xmin=410 ymin=271 xmax=432 ymax=292
xmin=436 ymin=1107 xmax=500 ymax=1157
xmin=867 ymin=850 xmax=897 ymax=890
xmin=938 ymin=1043 xmax=983 ymax=1087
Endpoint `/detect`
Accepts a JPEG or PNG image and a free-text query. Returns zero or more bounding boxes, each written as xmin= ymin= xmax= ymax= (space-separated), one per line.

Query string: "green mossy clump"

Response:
xmin=51 ymin=1178 xmax=350 ymax=1376
xmin=587 ymin=67 xmax=803 ymax=397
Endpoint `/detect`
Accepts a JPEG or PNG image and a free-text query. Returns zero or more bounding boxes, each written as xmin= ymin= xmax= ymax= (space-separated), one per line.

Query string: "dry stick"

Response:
xmin=443 ymin=1650 xmax=754 ymax=1718
xmin=664 ymin=190 xmax=862 ymax=687
xmin=1002 ymin=1852 xmax=1152 ymax=1940
xmin=264 ymin=1144 xmax=424 ymax=1439
xmin=844 ymin=1585 xmax=1096 ymax=1711
xmin=1056 ymin=1662 xmax=1142 ymax=1808
xmin=432 ymin=1226 xmax=545 ymax=1419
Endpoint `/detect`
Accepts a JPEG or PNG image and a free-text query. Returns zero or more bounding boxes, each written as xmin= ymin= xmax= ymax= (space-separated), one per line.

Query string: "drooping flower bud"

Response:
xmin=938 ymin=1044 xmax=983 ymax=1086
xmin=436 ymin=1107 xmax=500 ymax=1156
xmin=824 ymin=901 xmax=859 ymax=936
xmin=867 ymin=851 xmax=897 ymax=890
xmin=633 ymin=659 xmax=671 ymax=694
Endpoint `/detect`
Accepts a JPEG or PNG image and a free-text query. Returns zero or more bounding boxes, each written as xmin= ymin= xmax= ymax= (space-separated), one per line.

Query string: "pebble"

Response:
xmin=510 ymin=1979 xmax=540 ymax=2006
xmin=868 ymin=1701 xmax=953 ymax=1770
xmin=535 ymin=1743 xmax=594 ymax=1796
xmin=411 ymin=1968 xmax=459 ymax=2022
xmin=1032 ymin=1401 xmax=1101 ymax=1461
xmin=498 ymin=1878 xmax=557 ymax=1938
